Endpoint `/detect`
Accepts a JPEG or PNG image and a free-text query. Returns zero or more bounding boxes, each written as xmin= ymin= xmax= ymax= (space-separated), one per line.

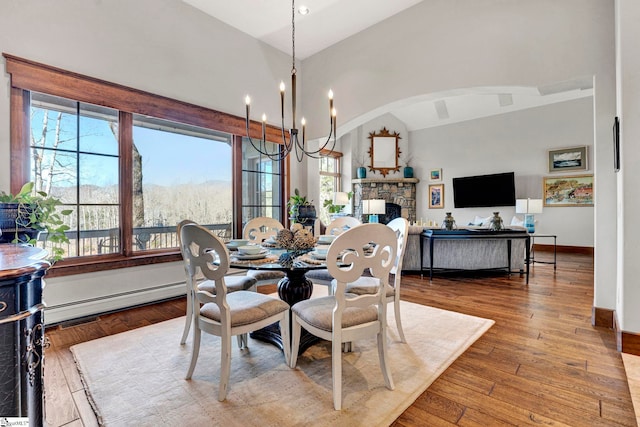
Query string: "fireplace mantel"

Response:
xmin=352 ymin=178 xmax=419 ymax=185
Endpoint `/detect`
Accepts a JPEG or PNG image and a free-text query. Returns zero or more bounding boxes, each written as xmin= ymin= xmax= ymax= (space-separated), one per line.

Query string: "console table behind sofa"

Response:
xmin=421 ymin=228 xmax=530 ymax=283
xmin=402 ymin=226 xmax=529 ymax=279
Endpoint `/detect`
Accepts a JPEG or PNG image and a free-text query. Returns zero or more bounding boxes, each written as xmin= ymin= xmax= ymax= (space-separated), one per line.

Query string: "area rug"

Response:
xmin=71 ymin=300 xmax=494 ymax=426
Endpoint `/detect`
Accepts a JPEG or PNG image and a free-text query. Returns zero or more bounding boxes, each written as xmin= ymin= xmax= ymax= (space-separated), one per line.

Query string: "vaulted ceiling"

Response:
xmin=182 ymin=0 xmax=593 ymax=131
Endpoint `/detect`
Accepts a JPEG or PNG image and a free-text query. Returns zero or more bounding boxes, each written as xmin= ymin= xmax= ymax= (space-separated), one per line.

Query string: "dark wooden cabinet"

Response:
xmin=0 ymin=244 xmax=49 ymax=424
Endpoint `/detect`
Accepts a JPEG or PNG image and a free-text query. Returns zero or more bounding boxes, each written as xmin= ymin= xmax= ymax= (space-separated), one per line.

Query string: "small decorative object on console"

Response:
xmin=488 ymin=212 xmax=504 ymax=231
xmin=441 ymin=212 xmax=457 ymax=231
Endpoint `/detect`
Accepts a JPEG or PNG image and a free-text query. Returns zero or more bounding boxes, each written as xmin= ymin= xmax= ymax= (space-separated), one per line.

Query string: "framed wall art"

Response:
xmin=548 ymin=146 xmax=588 ymax=173
xmin=367 ymin=127 xmax=401 ymax=177
xmin=543 ymin=174 xmax=593 ymax=207
xmin=428 ymin=184 xmax=444 ymax=209
xmin=429 ymin=168 xmax=442 ymax=182
xmin=613 ymin=116 xmax=620 ymax=172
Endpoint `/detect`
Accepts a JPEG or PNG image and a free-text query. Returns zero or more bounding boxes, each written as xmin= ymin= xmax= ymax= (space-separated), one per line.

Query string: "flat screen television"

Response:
xmin=452 ymin=172 xmax=516 ymax=208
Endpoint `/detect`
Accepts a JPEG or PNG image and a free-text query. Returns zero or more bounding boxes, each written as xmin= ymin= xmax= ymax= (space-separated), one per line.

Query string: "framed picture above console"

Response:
xmin=429 ymin=184 xmax=444 ymax=209
xmin=548 ymin=146 xmax=588 ymax=173
xmin=543 ymin=174 xmax=593 ymax=206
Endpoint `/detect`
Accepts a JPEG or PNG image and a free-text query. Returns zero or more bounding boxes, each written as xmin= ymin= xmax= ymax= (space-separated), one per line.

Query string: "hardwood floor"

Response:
xmin=43 ymin=251 xmax=636 ymax=426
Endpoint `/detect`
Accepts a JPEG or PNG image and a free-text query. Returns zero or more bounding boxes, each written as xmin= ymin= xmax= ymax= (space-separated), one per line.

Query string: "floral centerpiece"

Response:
xmin=274 ymin=228 xmax=316 ymax=268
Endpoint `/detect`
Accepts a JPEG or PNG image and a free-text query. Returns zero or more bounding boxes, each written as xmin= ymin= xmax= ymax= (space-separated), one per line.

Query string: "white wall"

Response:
xmin=616 ymin=0 xmax=640 ymax=332
xmin=0 ymin=0 xmax=297 ymax=191
xmin=406 ymin=98 xmax=594 ymax=247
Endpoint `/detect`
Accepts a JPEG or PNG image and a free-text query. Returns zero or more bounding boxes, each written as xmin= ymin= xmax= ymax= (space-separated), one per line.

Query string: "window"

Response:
xmin=131 ymin=115 xmax=234 ymax=251
xmin=318 ymin=151 xmax=342 ymax=225
xmin=31 ymin=93 xmax=120 ymax=257
xmin=241 ymin=139 xmax=283 ymax=227
xmin=6 ymin=54 xmax=284 ymax=276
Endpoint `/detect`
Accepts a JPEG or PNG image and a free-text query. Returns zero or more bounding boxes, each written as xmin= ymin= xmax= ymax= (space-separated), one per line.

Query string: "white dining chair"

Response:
xmin=242 ymin=217 xmax=287 ymax=287
xmin=313 ymin=215 xmax=361 ymax=237
xmin=177 ymin=219 xmax=257 ymax=346
xmin=289 ymin=223 xmax=396 ymax=410
xmin=342 ymin=217 xmax=410 ymax=342
xmin=306 ymin=216 xmax=362 ymax=293
xmin=181 ymin=223 xmax=290 ymax=401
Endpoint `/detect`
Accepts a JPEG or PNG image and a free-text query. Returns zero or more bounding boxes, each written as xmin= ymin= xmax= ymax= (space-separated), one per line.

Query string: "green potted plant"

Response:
xmin=0 ymin=182 xmax=72 ymax=262
xmin=323 ymin=191 xmax=353 ymax=215
xmin=287 ymin=188 xmax=316 ymax=223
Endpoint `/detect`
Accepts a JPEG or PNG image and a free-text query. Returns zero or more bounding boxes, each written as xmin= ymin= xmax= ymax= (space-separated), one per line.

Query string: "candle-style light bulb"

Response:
xmin=279 ymin=81 xmax=286 ymax=92
xmin=301 ymin=117 xmax=306 ymax=143
xmin=245 ymin=95 xmax=251 ymax=105
xmin=262 ymin=113 xmax=267 ymax=122
xmin=328 ymin=89 xmax=334 ymax=114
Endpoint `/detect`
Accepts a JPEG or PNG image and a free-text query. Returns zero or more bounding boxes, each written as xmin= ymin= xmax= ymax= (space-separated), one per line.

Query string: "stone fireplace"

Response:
xmin=352 ymin=177 xmax=419 ymax=223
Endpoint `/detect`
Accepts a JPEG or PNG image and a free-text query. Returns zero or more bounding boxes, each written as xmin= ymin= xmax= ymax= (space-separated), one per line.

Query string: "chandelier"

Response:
xmin=244 ymin=0 xmax=337 ymax=162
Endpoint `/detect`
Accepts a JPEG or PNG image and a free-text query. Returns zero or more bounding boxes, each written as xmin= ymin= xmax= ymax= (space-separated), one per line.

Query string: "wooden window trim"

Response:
xmin=4 ymin=53 xmax=286 ymax=276
xmin=319 ymin=148 xmax=342 ymax=159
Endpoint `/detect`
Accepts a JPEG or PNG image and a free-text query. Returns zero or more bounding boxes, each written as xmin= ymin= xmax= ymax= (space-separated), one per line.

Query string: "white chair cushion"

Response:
xmin=197 ymin=276 xmax=257 ymax=294
xmin=200 ymin=291 xmax=289 ymax=327
xmin=292 ymin=295 xmax=378 ymax=332
xmin=343 ymin=276 xmax=395 ymax=298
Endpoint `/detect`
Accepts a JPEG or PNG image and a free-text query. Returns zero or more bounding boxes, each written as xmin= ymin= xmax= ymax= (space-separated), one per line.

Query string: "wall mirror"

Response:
xmin=368 ymin=127 xmax=401 ymax=177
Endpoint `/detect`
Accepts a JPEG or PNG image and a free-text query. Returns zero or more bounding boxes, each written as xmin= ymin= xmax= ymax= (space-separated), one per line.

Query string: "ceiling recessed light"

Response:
xmin=298 ymin=6 xmax=310 ymax=15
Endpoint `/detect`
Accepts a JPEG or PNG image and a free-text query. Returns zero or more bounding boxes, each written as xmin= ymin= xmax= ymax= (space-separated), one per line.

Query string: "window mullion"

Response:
xmin=119 ymin=112 xmax=134 ymax=256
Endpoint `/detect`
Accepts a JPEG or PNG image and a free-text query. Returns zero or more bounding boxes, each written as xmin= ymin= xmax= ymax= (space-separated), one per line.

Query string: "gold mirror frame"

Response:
xmin=368 ymin=127 xmax=401 ymax=177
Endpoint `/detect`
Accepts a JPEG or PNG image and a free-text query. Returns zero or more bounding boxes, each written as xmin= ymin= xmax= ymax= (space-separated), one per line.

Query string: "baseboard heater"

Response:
xmin=44 ymin=281 xmax=186 ymax=325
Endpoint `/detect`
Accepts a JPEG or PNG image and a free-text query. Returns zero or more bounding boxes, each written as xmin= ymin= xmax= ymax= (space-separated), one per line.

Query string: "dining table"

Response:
xmin=226 ymin=242 xmax=333 ymax=354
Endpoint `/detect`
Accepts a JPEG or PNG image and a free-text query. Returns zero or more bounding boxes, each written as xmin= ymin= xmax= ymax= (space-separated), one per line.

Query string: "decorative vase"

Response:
xmin=441 ymin=212 xmax=457 ymax=231
xmin=489 ymin=212 xmax=504 ymax=231
xmin=524 ymin=214 xmax=535 ymax=233
xmin=403 ymin=166 xmax=414 ymax=178
xmin=357 ymin=166 xmax=367 ymax=179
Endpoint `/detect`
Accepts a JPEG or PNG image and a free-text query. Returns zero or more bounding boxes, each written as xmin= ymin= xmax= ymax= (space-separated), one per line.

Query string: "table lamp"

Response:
xmin=363 ymin=199 xmax=386 ymax=223
xmin=515 ymin=198 xmax=543 ymax=233
xmin=333 ymin=192 xmax=350 ymax=213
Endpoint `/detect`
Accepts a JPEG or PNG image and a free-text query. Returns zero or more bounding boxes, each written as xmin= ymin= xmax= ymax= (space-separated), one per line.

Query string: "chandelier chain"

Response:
xmin=291 ymin=0 xmax=296 ymax=71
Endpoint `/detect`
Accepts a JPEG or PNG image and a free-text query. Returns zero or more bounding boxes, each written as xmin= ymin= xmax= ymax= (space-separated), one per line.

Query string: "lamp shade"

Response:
xmin=363 ymin=199 xmax=386 ymax=214
xmin=362 ymin=200 xmax=373 ymax=214
xmin=370 ymin=199 xmax=386 ymax=214
xmin=515 ymin=198 xmax=543 ymax=214
xmin=333 ymin=192 xmax=350 ymax=206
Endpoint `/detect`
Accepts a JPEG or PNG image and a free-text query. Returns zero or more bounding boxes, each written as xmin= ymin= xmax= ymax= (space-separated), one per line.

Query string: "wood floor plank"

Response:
xmin=71 ymin=389 xmax=100 ymax=427
xmin=44 ymin=349 xmax=80 ymax=427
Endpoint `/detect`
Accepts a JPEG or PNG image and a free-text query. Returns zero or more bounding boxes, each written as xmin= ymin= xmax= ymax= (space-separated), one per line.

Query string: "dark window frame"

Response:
xmin=4 ymin=54 xmax=287 ymax=277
